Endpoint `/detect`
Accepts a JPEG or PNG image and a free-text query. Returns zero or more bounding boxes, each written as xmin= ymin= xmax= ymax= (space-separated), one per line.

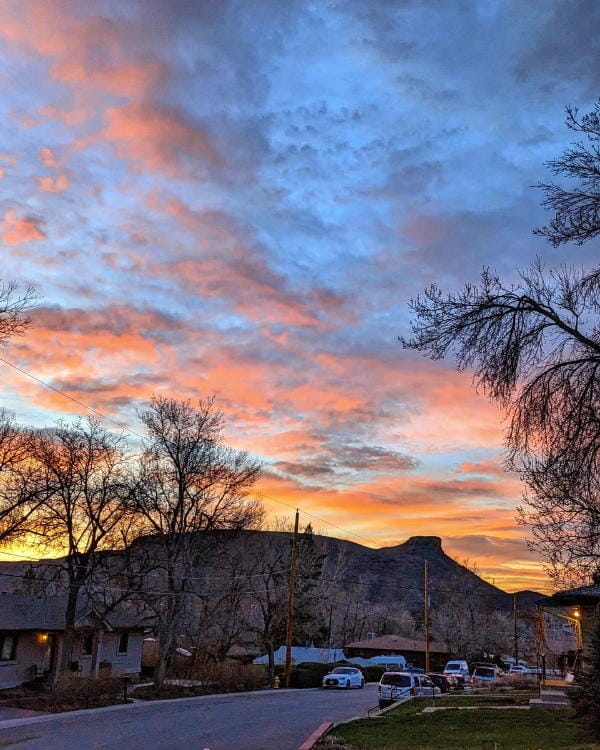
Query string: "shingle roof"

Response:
xmin=0 ymin=594 xmax=151 ymax=631
xmin=345 ymin=634 xmax=448 ymax=654
xmin=0 ymin=594 xmax=65 ymax=630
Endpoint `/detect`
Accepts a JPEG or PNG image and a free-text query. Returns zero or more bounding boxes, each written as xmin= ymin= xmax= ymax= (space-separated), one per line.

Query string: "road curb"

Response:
xmin=299 ymin=721 xmax=333 ymax=749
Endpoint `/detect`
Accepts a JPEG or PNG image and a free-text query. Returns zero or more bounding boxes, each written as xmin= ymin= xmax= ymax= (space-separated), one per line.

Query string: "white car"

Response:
xmin=322 ymin=666 xmax=365 ymax=689
xmin=378 ymin=671 xmax=439 ymax=708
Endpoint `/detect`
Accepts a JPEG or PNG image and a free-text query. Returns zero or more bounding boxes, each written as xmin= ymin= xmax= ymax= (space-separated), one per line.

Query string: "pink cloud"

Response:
xmin=38 ymin=147 xmax=57 ymax=167
xmin=2 ymin=210 xmax=46 ymax=245
xmin=35 ymin=174 xmax=69 ymax=193
xmin=50 ymin=59 xmax=166 ymax=99
xmin=143 ymin=195 xmax=349 ymax=327
xmin=93 ymin=103 xmax=218 ymax=175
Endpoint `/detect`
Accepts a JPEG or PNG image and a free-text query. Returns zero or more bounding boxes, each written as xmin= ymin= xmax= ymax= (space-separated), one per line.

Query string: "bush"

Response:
xmin=168 ymin=661 xmax=268 ymax=692
xmin=50 ymin=674 xmax=127 ymax=709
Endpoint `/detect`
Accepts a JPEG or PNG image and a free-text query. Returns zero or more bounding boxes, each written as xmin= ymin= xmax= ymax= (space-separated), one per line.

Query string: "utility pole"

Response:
xmin=513 ymin=593 xmax=519 ymax=666
xmin=284 ymin=509 xmax=300 ymax=688
xmin=424 ymin=560 xmax=430 ymax=672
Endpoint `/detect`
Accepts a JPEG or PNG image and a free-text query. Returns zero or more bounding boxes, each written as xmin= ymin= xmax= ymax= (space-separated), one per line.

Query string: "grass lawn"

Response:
xmin=317 ymin=693 xmax=600 ymax=750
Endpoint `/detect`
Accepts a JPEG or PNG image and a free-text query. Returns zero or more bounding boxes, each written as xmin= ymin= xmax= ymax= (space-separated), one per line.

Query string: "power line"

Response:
xmin=0 ymin=357 xmax=144 ymax=439
xmin=0 ymin=357 xmax=398 ymax=552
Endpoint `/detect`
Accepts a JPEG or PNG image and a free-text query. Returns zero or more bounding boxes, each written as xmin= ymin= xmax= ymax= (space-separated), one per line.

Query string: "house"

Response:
xmin=0 ymin=594 xmax=149 ymax=689
xmin=344 ymin=634 xmax=449 ymax=671
xmin=539 ymin=584 xmax=600 ymax=664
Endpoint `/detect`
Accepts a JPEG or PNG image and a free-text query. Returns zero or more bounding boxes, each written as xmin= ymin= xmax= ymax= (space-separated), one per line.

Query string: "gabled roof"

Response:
xmin=345 ymin=634 xmax=448 ymax=654
xmin=0 ymin=594 xmax=151 ymax=631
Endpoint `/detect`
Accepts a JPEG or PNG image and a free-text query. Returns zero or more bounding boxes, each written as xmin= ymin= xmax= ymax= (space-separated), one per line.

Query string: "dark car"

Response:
xmin=427 ymin=673 xmax=451 ymax=693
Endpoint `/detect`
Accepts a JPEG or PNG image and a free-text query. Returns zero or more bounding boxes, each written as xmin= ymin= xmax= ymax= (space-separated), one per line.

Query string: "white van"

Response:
xmin=442 ymin=659 xmax=469 ymax=683
xmin=369 ymin=654 xmax=407 ymax=670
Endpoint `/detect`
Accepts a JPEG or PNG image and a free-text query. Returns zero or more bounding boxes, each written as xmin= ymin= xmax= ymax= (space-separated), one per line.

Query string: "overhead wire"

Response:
xmin=0 ymin=356 xmax=394 ymax=551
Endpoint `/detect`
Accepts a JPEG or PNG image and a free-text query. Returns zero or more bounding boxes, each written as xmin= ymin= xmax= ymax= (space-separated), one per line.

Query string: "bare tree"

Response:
xmin=0 ymin=411 xmax=42 ymax=544
xmin=403 ymin=101 xmax=600 ymax=584
xmin=0 ymin=281 xmax=38 ymax=347
xmin=0 ymin=282 xmax=40 ymax=543
xmin=243 ymin=531 xmax=290 ymax=682
xmin=535 ymin=101 xmax=600 ymax=246
xmin=131 ymin=396 xmax=262 ymax=687
xmin=24 ymin=417 xmax=132 ymax=675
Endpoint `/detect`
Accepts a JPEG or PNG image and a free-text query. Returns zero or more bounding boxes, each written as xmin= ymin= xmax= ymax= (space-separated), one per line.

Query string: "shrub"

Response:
xmin=50 ymin=674 xmax=127 ymax=708
xmin=168 ymin=661 xmax=268 ymax=692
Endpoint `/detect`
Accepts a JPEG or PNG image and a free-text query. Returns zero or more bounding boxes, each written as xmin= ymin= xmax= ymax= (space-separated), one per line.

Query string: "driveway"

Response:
xmin=0 ymin=685 xmax=379 ymax=750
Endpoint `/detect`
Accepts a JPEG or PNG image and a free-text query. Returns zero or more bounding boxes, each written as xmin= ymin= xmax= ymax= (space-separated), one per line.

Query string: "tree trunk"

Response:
xmin=56 ymin=582 xmax=81 ymax=682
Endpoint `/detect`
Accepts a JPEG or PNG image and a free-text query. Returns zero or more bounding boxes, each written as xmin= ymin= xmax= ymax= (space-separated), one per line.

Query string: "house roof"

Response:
xmin=0 ymin=594 xmax=66 ymax=630
xmin=0 ymin=594 xmax=151 ymax=631
xmin=540 ymin=584 xmax=600 ymax=608
xmin=345 ymin=634 xmax=448 ymax=654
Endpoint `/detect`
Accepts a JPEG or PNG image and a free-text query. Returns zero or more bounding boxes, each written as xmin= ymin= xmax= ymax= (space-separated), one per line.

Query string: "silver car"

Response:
xmin=378 ymin=671 xmax=439 ymax=708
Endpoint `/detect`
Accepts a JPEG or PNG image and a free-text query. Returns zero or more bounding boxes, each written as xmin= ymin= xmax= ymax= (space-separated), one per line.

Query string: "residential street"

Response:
xmin=0 ymin=685 xmax=378 ymax=750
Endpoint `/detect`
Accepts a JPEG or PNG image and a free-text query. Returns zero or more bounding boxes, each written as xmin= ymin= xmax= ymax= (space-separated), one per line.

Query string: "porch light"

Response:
xmin=38 ymin=632 xmax=49 ymax=643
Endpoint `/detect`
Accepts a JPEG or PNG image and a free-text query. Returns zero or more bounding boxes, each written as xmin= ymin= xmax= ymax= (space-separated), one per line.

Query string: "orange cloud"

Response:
xmin=2 ymin=210 xmax=45 ymax=245
xmin=94 ymin=103 xmax=218 ymax=175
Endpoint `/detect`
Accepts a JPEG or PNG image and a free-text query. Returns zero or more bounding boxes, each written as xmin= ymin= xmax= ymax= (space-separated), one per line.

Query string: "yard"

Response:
xmin=315 ymin=692 xmax=600 ymax=750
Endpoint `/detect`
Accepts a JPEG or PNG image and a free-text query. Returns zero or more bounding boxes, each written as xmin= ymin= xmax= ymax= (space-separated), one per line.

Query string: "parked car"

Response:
xmin=469 ymin=661 xmax=504 ymax=677
xmin=508 ymin=664 xmax=529 ymax=675
xmin=369 ymin=655 xmax=407 ymax=670
xmin=471 ymin=666 xmax=501 ymax=685
xmin=501 ymin=658 xmax=527 ymax=671
xmin=404 ymin=664 xmax=425 ymax=673
xmin=378 ymin=671 xmax=439 ymax=708
xmin=442 ymin=659 xmax=469 ymax=685
xmin=321 ymin=666 xmax=365 ymax=689
xmin=427 ymin=673 xmax=451 ymax=693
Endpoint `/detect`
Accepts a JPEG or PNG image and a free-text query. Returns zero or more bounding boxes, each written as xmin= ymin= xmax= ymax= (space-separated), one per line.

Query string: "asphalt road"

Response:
xmin=0 ymin=685 xmax=379 ymax=750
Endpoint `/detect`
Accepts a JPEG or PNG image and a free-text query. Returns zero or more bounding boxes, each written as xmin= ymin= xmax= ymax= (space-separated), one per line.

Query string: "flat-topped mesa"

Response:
xmin=401 ymin=535 xmax=443 ymax=551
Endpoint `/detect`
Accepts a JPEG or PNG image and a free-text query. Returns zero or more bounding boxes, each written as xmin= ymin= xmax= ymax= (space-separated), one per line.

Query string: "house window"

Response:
xmin=82 ymin=633 xmax=94 ymax=656
xmin=118 ymin=631 xmax=129 ymax=654
xmin=0 ymin=633 xmax=17 ymax=661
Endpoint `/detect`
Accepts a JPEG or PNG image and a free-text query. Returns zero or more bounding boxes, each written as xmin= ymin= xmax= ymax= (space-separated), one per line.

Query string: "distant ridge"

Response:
xmin=0 ymin=531 xmax=542 ymax=613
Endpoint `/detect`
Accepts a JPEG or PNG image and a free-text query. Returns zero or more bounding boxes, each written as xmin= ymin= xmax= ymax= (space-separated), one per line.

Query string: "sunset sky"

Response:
xmin=1 ymin=1 xmax=599 ymax=592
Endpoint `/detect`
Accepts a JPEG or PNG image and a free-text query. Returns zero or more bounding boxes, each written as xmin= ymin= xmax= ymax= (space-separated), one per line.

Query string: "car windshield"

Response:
xmin=381 ymin=674 xmax=411 ymax=687
xmin=474 ymin=668 xmax=495 ymax=678
xmin=446 ymin=663 xmax=462 ymax=670
xmin=331 ymin=667 xmax=354 ymax=674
